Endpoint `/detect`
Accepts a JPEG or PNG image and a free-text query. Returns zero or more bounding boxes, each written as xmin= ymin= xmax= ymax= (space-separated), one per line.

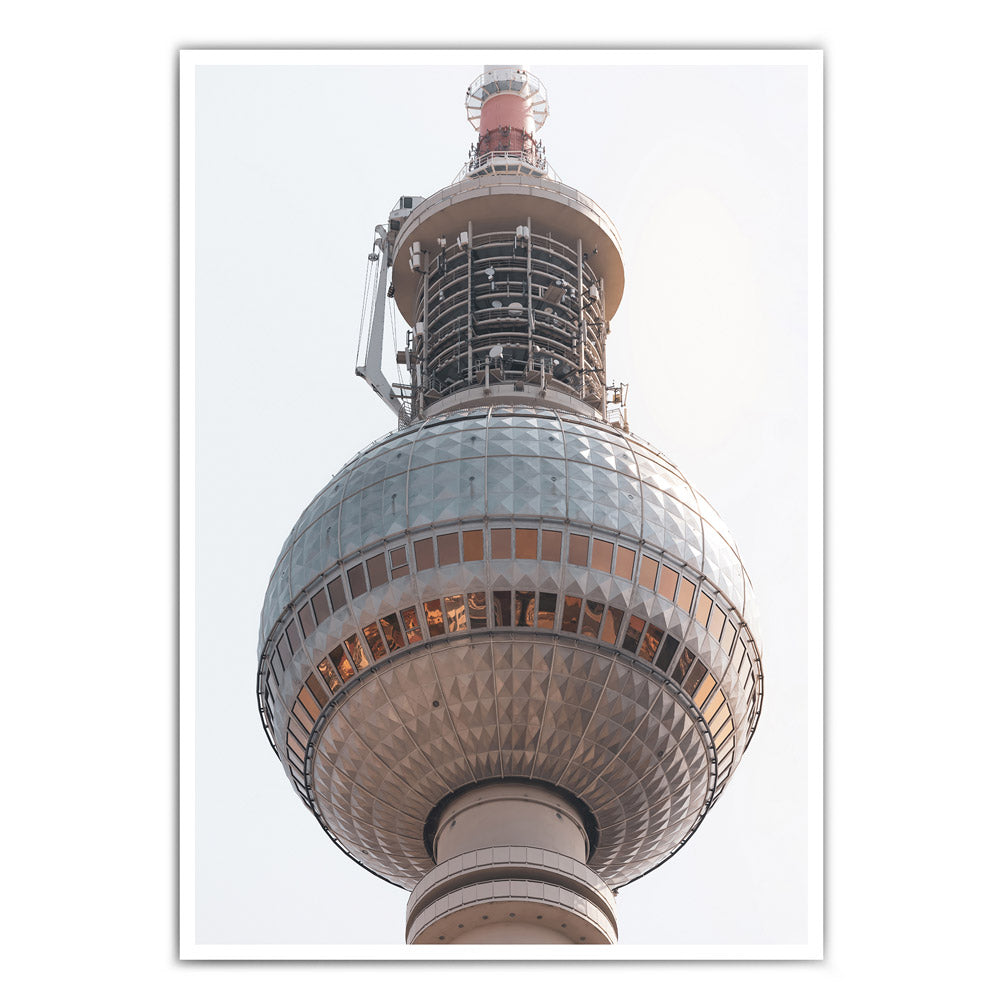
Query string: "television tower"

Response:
xmin=257 ymin=66 xmax=764 ymax=945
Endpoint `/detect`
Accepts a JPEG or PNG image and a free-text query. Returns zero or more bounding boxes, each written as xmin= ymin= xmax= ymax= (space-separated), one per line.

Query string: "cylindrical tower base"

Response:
xmin=406 ymin=782 xmax=617 ymax=945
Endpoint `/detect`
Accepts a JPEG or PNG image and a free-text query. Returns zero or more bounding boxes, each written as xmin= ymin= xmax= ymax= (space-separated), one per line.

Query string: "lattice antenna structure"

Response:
xmin=258 ymin=66 xmax=764 ymax=946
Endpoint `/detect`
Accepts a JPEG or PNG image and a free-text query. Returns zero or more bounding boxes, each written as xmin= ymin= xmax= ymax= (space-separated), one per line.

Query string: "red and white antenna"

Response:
xmin=464 ymin=65 xmax=549 ymax=175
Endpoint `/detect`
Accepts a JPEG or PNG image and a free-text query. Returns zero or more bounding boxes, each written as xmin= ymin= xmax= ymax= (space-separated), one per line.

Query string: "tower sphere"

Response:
xmin=256 ymin=65 xmax=763 ymax=945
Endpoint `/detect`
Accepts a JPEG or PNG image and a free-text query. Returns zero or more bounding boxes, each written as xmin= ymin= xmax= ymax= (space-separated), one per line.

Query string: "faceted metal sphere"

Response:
xmin=257 ymin=405 xmax=763 ymax=889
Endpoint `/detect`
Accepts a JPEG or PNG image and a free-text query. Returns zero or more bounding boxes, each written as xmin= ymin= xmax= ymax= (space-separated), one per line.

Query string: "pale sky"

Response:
xmin=190 ymin=52 xmax=819 ymax=954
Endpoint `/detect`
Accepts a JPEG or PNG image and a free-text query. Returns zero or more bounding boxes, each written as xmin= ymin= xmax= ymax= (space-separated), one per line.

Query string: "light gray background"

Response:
xmin=5 ymin=1 xmax=994 ymax=994
xmin=194 ymin=57 xmax=813 ymax=949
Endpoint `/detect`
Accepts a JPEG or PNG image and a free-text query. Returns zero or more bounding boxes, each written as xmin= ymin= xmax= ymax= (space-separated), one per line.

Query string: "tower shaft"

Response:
xmin=407 ymin=783 xmax=617 ymax=944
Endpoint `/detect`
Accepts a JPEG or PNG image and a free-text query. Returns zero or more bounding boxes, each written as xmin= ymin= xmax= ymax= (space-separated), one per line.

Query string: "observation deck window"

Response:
xmin=537 ymin=592 xmax=557 ymax=629
xmin=444 ymin=594 xmax=467 ymax=632
xmin=311 ymin=588 xmax=331 ymax=625
xmin=400 ymin=606 xmax=423 ymax=643
xmin=601 ymin=606 xmax=624 ymax=645
xmin=468 ymin=591 xmax=488 ymax=629
xmin=328 ymin=577 xmax=347 ymax=612
xmin=561 ymin=595 xmax=582 ymax=633
xmin=367 ymin=553 xmax=389 ymax=589
xmin=541 ymin=530 xmax=562 ymax=562
xmin=347 ymin=563 xmax=367 ymax=598
xmin=363 ymin=622 xmax=387 ymax=660
xmin=423 ymin=599 xmax=446 ymax=637
xmin=515 ymin=591 xmax=535 ymax=627
xmin=463 ymin=529 xmax=484 ymax=561
xmin=639 ymin=555 xmax=658 ymax=590
xmin=438 ymin=533 xmax=461 ymax=566
xmin=344 ymin=634 xmax=370 ymax=671
xmin=695 ymin=592 xmax=713 ymax=628
xmin=380 ymin=614 xmax=406 ymax=652
xmin=390 ymin=545 xmax=409 ymax=579
xmin=592 ymin=539 xmax=614 ymax=574
xmin=568 ymin=533 xmax=589 ymax=566
xmin=298 ymin=602 xmax=316 ymax=638
xmin=515 ymin=528 xmax=538 ymax=560
xmin=677 ymin=578 xmax=696 ymax=615
xmin=639 ymin=624 xmax=663 ymax=662
xmin=331 ymin=644 xmax=354 ymax=682
xmin=615 ymin=546 xmax=636 ymax=581
xmin=491 ymin=529 xmax=512 ymax=560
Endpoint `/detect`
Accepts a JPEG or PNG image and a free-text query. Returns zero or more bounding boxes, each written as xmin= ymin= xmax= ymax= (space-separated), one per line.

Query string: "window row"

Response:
xmin=282 ymin=588 xmax=738 ymax=782
xmin=269 ymin=526 xmax=749 ymax=682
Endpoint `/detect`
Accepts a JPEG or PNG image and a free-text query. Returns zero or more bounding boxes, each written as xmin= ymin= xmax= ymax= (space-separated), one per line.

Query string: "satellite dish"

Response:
xmin=491 ymin=299 xmax=502 ymax=309
xmin=489 ymin=345 xmax=504 ymax=359
xmin=508 ymin=302 xmax=523 ymax=314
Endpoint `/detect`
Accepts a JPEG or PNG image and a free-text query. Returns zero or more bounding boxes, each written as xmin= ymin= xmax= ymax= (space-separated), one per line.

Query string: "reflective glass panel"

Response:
xmin=494 ymin=590 xmax=512 ymax=626
xmin=277 ymin=634 xmax=292 ymax=669
xmin=305 ymin=672 xmax=328 ymax=708
xmin=311 ymin=588 xmax=331 ymax=625
xmin=380 ymin=614 xmax=405 ymax=652
xmin=444 ymin=594 xmax=467 ymax=631
xmin=704 ymin=688 xmax=725 ymax=722
xmin=623 ymin=615 xmax=645 ymax=653
xmin=568 ymin=533 xmax=589 ymax=566
xmin=291 ymin=699 xmax=315 ymax=730
xmin=601 ymin=606 xmax=624 ymax=645
xmin=286 ymin=733 xmax=306 ymax=764
xmin=491 ymin=528 xmax=512 ymax=559
xmin=298 ymin=602 xmax=316 ymax=637
xmin=580 ymin=600 xmax=605 ymax=639
xmin=331 ymin=644 xmax=354 ymax=681
xmin=541 ymin=530 xmax=562 ymax=561
xmin=327 ymin=577 xmax=347 ymax=612
xmin=561 ymin=595 xmax=582 ymax=632
xmin=658 ymin=566 xmax=679 ymax=601
xmin=414 ymin=537 xmax=435 ymax=570
xmin=363 ymin=622 xmax=387 ymax=659
xmin=390 ymin=547 xmax=409 ymax=579
xmin=515 ymin=528 xmax=538 ymax=559
xmin=710 ymin=709 xmax=732 ymax=738
xmin=287 ymin=714 xmax=310 ymax=748
xmin=298 ymin=687 xmax=321 ymax=722
xmin=537 ymin=592 xmax=557 ymax=629
xmin=655 ymin=634 xmax=679 ymax=671
xmin=695 ymin=593 xmax=713 ymax=627
xmin=683 ymin=659 xmax=707 ymax=696
xmin=515 ymin=590 xmax=536 ymax=627
xmin=468 ymin=591 xmax=488 ymax=628
xmin=615 ymin=546 xmax=636 ymax=580
xmin=463 ymin=529 xmax=484 ymax=561
xmin=693 ymin=673 xmax=716 ymax=709
xmin=366 ymin=553 xmax=389 ymax=589
xmin=592 ymin=539 xmax=614 ymax=573
xmin=317 ymin=655 xmax=341 ymax=692
xmin=344 ymin=633 xmax=370 ymax=671
xmin=639 ymin=624 xmax=663 ymax=662
xmin=423 ymin=599 xmax=446 ymax=637
xmin=400 ymin=606 xmax=423 ymax=643
xmin=639 ymin=555 xmax=658 ymax=590
xmin=347 ymin=563 xmax=368 ymax=598
xmin=721 ymin=621 xmax=737 ymax=655
xmin=677 ymin=577 xmax=695 ymax=613
xmin=438 ymin=532 xmax=460 ymax=566
xmin=708 ymin=605 xmax=727 ymax=640
xmin=671 ymin=648 xmax=695 ymax=686
xmin=286 ymin=621 xmax=301 ymax=653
